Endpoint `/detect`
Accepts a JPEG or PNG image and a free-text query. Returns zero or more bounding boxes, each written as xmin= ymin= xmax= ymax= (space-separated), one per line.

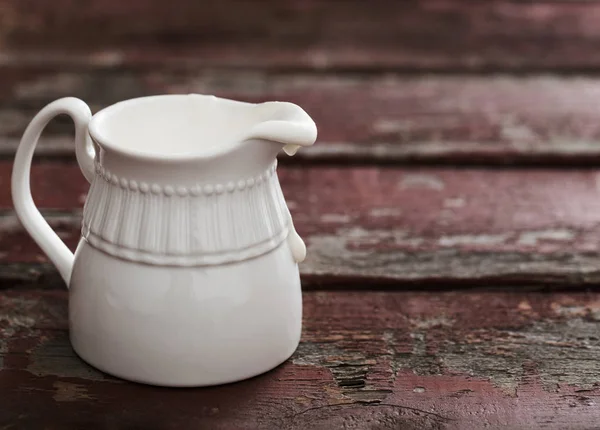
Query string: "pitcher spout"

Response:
xmin=245 ymin=102 xmax=317 ymax=156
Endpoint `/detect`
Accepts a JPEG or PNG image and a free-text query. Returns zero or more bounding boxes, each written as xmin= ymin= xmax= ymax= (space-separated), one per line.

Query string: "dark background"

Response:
xmin=3 ymin=2 xmax=600 ymax=429
xmin=2 ymin=0 xmax=600 ymax=164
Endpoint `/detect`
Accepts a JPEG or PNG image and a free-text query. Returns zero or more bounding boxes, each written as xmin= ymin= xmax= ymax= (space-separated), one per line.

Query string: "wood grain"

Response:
xmin=4 ymin=72 xmax=600 ymax=165
xmin=4 ymin=0 xmax=600 ymax=72
xmin=2 ymin=289 xmax=600 ymax=429
xmin=3 ymin=161 xmax=600 ymax=288
xmin=4 ymin=2 xmax=600 ymax=426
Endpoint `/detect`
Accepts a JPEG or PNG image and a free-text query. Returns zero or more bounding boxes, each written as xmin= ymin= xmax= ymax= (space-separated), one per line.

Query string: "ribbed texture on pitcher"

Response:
xmin=81 ymin=161 xmax=291 ymax=266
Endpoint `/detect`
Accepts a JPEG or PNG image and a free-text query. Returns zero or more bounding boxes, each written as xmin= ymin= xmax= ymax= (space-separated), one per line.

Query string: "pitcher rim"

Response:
xmin=87 ymin=93 xmax=311 ymax=162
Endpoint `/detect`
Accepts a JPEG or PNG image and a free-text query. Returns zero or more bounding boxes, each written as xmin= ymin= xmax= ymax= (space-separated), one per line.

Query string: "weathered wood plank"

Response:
xmin=4 ymin=72 xmax=600 ymax=164
xmin=5 ymin=0 xmax=600 ymax=72
xmin=3 ymin=162 xmax=600 ymax=288
xmin=2 ymin=289 xmax=600 ymax=429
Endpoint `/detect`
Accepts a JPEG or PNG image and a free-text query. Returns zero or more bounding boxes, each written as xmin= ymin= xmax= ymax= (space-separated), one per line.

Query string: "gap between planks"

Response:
xmin=6 ymin=137 xmax=600 ymax=167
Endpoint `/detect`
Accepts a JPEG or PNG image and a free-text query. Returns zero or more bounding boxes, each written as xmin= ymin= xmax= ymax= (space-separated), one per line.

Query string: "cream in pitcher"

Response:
xmin=11 ymin=94 xmax=317 ymax=386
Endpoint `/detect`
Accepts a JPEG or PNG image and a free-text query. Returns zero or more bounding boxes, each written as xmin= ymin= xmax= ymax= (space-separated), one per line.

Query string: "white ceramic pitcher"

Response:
xmin=11 ymin=94 xmax=317 ymax=386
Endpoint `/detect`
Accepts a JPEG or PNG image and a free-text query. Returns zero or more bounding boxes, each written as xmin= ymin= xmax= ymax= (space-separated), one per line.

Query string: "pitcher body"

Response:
xmin=70 ymin=237 xmax=302 ymax=386
xmin=11 ymin=94 xmax=317 ymax=386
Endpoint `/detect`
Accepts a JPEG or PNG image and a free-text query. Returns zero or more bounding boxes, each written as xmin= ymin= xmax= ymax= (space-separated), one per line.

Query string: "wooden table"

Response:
xmin=3 ymin=2 xmax=600 ymax=428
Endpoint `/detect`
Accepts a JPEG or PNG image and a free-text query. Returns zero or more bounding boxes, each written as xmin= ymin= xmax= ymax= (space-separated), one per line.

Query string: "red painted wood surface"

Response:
xmin=2 ymin=161 xmax=600 ymax=288
xmin=3 ymin=2 xmax=600 ymax=426
xmin=2 ymin=289 xmax=600 ymax=429
xmin=4 ymin=0 xmax=600 ymax=72
xmin=3 ymin=73 xmax=600 ymax=164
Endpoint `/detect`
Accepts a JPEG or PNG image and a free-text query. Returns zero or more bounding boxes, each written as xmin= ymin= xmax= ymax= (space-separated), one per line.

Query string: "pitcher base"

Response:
xmin=70 ymin=336 xmax=300 ymax=387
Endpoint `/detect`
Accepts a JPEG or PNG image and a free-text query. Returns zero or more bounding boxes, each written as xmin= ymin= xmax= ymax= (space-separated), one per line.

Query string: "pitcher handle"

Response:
xmin=11 ymin=98 xmax=93 ymax=286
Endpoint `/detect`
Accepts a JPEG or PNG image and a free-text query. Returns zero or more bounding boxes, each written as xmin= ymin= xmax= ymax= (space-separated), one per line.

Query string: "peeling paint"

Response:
xmin=518 ymin=301 xmax=533 ymax=312
xmin=0 ymin=296 xmax=39 ymax=333
xmin=302 ymin=227 xmax=600 ymax=285
xmin=320 ymin=214 xmax=352 ymax=223
xmin=410 ymin=315 xmax=455 ymax=330
xmin=372 ymin=119 xmax=413 ymax=134
xmin=4 ymin=289 xmax=600 ymax=427
xmin=500 ymin=119 xmax=538 ymax=142
xmin=551 ymin=300 xmax=600 ymax=319
xmin=517 ymin=229 xmax=575 ymax=246
xmin=443 ymin=197 xmax=466 ymax=208
xmin=438 ymin=319 xmax=600 ymax=393
xmin=0 ymin=296 xmax=42 ymax=369
xmin=334 ymin=226 xmax=409 ymax=242
xmin=305 ymin=227 xmax=425 ymax=270
xmin=27 ymin=333 xmax=112 ymax=382
xmin=369 ymin=207 xmax=402 ymax=217
xmin=52 ymin=381 xmax=94 ymax=402
xmin=0 ymin=313 xmax=36 ymax=329
xmin=293 ymin=341 xmax=391 ymax=404
xmin=373 ymin=116 xmax=463 ymax=136
xmin=399 ymin=174 xmax=445 ymax=191
xmin=438 ymin=233 xmax=509 ymax=247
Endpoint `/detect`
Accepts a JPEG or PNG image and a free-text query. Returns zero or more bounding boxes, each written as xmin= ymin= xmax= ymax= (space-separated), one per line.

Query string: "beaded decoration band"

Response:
xmin=94 ymin=160 xmax=278 ymax=196
xmin=82 ymin=161 xmax=292 ymax=266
